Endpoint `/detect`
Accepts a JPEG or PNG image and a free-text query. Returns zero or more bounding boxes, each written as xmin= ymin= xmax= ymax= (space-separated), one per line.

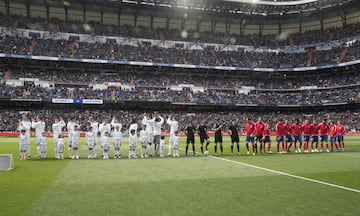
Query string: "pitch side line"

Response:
xmin=178 ymin=147 xmax=360 ymax=193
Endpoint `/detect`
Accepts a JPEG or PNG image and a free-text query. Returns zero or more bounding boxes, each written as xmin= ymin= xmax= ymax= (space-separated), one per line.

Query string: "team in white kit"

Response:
xmin=18 ymin=113 xmax=181 ymax=160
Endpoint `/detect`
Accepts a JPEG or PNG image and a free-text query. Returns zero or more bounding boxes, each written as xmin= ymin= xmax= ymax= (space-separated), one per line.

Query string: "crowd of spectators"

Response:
xmin=3 ymin=66 xmax=360 ymax=89
xmin=0 ymin=108 xmax=358 ymax=133
xmin=0 ymin=81 xmax=359 ymax=105
xmin=1 ymin=66 xmax=359 ymax=105
xmin=1 ymin=13 xmax=360 ymax=46
xmin=0 ymin=35 xmax=359 ymax=68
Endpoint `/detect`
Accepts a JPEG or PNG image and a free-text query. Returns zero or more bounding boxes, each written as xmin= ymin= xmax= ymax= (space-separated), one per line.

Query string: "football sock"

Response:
xmin=149 ymin=144 xmax=153 ymax=155
xmin=192 ymin=144 xmax=195 ymax=155
xmin=37 ymin=146 xmax=41 ymax=156
xmin=267 ymin=144 xmax=271 ymax=151
xmin=230 ymin=145 xmax=234 ymax=153
xmin=326 ymin=143 xmax=328 ymax=149
xmin=254 ymin=144 xmax=257 ymax=153
xmin=160 ymin=144 xmax=164 ymax=156
xmin=246 ymin=143 xmax=249 ymax=151
xmin=206 ymin=142 xmax=210 ymax=151
xmin=277 ymin=143 xmax=280 ymax=152
xmin=185 ymin=145 xmax=189 ymax=155
xmin=316 ymin=143 xmax=318 ymax=149
xmin=200 ymin=145 xmax=204 ymax=153
xmin=252 ymin=144 xmax=255 ymax=153
xmin=287 ymin=143 xmax=292 ymax=151
xmin=214 ymin=145 xmax=217 ymax=153
xmin=168 ymin=143 xmax=173 ymax=155
xmin=237 ymin=144 xmax=240 ymax=153
xmin=220 ymin=144 xmax=223 ymax=153
xmin=282 ymin=143 xmax=285 ymax=151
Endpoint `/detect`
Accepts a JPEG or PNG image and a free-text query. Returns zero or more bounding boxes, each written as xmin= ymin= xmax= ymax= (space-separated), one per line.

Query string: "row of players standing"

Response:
xmin=17 ymin=113 xmax=183 ymax=159
xmin=17 ymin=113 xmax=346 ymax=160
xmin=243 ymin=117 xmax=346 ymax=155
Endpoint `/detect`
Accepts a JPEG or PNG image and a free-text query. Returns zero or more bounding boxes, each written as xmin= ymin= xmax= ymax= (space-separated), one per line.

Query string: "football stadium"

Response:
xmin=0 ymin=0 xmax=359 ymax=215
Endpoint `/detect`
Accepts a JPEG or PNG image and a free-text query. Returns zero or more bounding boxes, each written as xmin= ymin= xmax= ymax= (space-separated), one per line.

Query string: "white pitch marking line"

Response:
xmin=179 ymin=147 xmax=360 ymax=193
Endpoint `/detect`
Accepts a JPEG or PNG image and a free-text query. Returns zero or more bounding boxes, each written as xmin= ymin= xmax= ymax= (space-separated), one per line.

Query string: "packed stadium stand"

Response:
xmin=0 ymin=0 xmax=359 ymax=132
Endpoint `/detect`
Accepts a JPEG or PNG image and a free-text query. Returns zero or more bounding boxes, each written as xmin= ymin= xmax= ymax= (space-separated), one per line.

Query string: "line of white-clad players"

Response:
xmin=18 ymin=113 xmax=180 ymax=160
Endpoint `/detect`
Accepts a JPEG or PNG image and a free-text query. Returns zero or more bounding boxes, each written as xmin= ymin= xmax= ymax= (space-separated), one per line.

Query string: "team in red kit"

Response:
xmin=244 ymin=117 xmax=346 ymax=155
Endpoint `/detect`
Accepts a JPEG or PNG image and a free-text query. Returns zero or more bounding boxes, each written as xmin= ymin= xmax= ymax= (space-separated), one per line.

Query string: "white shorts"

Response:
xmin=148 ymin=132 xmax=153 ymax=144
xmin=102 ymin=144 xmax=110 ymax=151
xmin=19 ymin=143 xmax=27 ymax=151
xmin=87 ymin=143 xmax=95 ymax=149
xmin=57 ymin=144 xmax=64 ymax=153
xmin=113 ymin=139 xmax=122 ymax=148
xmin=72 ymin=141 xmax=79 ymax=148
xmin=129 ymin=142 xmax=137 ymax=148
xmin=40 ymin=144 xmax=47 ymax=152
xmin=68 ymin=135 xmax=73 ymax=145
xmin=35 ymin=135 xmax=41 ymax=145
xmin=169 ymin=133 xmax=175 ymax=144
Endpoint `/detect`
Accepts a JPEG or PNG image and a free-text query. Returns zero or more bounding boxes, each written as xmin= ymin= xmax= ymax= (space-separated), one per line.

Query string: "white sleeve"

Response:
xmin=160 ymin=117 xmax=164 ymax=125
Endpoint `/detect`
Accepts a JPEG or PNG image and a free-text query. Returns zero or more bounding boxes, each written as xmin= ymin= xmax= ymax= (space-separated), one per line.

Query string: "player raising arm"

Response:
xmin=31 ymin=115 xmax=45 ymax=158
xmin=142 ymin=113 xmax=155 ymax=156
xmin=167 ymin=115 xmax=179 ymax=157
xmin=52 ymin=116 xmax=65 ymax=159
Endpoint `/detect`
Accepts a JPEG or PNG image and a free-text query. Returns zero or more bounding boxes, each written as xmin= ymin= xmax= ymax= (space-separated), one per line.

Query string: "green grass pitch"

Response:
xmin=0 ymin=136 xmax=359 ymax=216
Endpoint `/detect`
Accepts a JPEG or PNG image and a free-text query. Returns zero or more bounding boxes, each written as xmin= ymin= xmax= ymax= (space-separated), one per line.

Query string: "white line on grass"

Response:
xmin=178 ymin=147 xmax=360 ymax=193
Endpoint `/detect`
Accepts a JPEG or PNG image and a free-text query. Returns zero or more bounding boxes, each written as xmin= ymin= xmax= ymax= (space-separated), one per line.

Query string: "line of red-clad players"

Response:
xmin=245 ymin=117 xmax=346 ymax=155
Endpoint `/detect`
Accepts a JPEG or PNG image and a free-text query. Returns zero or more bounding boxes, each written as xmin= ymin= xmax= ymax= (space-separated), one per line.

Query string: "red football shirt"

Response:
xmin=283 ymin=123 xmax=292 ymax=136
xmin=310 ymin=123 xmax=319 ymax=135
xmin=276 ymin=122 xmax=285 ymax=136
xmin=329 ymin=125 xmax=337 ymax=136
xmin=263 ymin=123 xmax=270 ymax=136
xmin=254 ymin=122 xmax=264 ymax=136
xmin=318 ymin=123 xmax=329 ymax=136
xmin=302 ymin=123 xmax=311 ymax=135
xmin=291 ymin=123 xmax=302 ymax=136
xmin=245 ymin=122 xmax=255 ymax=136
xmin=336 ymin=125 xmax=345 ymax=135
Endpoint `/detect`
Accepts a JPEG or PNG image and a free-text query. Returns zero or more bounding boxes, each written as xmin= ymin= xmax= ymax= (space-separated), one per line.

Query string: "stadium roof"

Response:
xmin=72 ymin=0 xmax=356 ymax=16
xmin=8 ymin=0 xmax=360 ymax=23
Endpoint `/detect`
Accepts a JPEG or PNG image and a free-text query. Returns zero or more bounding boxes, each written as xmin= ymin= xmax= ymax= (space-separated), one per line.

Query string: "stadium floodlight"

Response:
xmin=0 ymin=154 xmax=14 ymax=171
